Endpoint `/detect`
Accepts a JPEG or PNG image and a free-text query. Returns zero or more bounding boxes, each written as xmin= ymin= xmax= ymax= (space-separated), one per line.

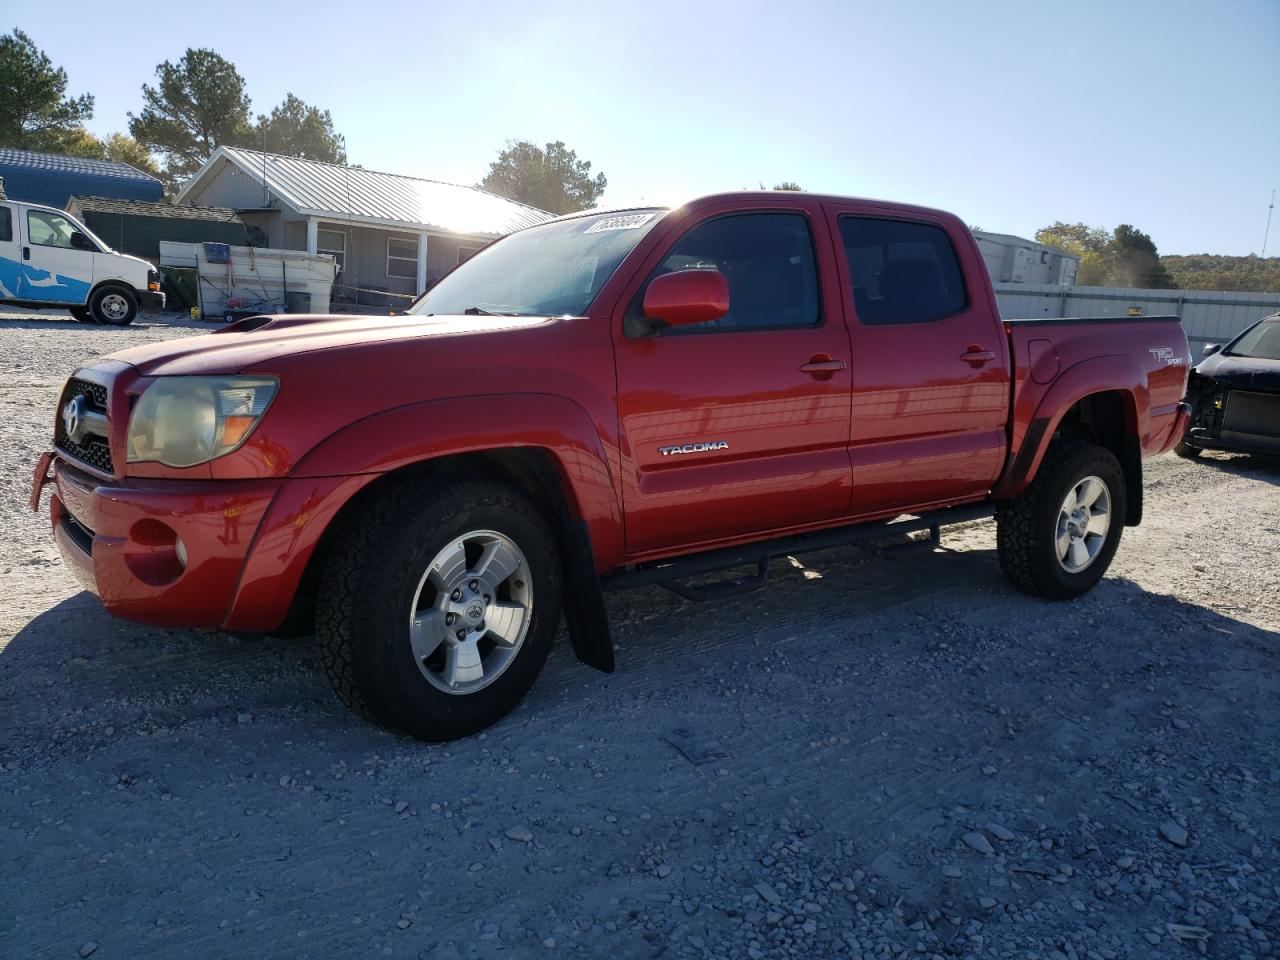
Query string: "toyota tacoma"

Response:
xmin=30 ymin=193 xmax=1192 ymax=740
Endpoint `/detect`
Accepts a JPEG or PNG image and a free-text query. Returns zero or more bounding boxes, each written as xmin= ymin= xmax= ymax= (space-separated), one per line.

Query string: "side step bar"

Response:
xmin=600 ymin=503 xmax=995 ymax=601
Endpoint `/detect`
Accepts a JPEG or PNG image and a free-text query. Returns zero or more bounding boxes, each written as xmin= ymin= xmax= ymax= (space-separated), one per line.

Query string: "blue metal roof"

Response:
xmin=0 ymin=148 xmax=164 ymax=208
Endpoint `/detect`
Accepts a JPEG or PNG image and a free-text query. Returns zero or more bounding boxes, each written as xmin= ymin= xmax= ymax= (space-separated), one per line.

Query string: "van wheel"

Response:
xmin=316 ymin=478 xmax=562 ymax=741
xmin=1173 ymin=440 xmax=1202 ymax=459
xmin=90 ymin=286 xmax=138 ymax=326
xmin=996 ymin=441 xmax=1126 ymax=600
xmin=69 ymin=305 xmax=96 ymax=324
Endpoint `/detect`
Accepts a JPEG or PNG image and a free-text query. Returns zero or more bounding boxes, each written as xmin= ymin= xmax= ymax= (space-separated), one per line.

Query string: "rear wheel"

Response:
xmin=316 ymin=478 xmax=562 ymax=740
xmin=89 ymin=285 xmax=137 ymax=326
xmin=997 ymin=441 xmax=1127 ymax=600
xmin=68 ymin=305 xmax=95 ymax=324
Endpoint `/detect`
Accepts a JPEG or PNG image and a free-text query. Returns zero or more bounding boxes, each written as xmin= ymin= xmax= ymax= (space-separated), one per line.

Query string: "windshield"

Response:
xmin=408 ymin=210 xmax=664 ymax=317
xmin=1226 ymin=318 xmax=1280 ymax=361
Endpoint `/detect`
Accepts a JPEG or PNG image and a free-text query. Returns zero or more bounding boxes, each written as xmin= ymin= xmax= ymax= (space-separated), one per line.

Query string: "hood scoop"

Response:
xmin=214 ymin=313 xmax=372 ymax=334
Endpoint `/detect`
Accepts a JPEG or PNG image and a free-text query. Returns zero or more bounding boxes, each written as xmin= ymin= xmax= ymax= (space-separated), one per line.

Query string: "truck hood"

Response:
xmin=1195 ymin=351 xmax=1280 ymax=392
xmin=106 ymin=313 xmax=555 ymax=377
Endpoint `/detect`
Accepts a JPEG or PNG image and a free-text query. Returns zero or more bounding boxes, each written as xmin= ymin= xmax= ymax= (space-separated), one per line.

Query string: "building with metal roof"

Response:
xmin=175 ymin=146 xmax=554 ymax=305
xmin=0 ymin=148 xmax=164 ymax=208
xmin=66 ymin=195 xmax=247 ymax=265
xmin=972 ymin=230 xmax=1079 ymax=286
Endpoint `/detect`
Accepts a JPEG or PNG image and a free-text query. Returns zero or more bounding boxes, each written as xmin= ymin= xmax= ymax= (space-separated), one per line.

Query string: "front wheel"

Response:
xmin=316 ymin=478 xmax=562 ymax=741
xmin=90 ymin=286 xmax=137 ymax=326
xmin=996 ymin=441 xmax=1127 ymax=600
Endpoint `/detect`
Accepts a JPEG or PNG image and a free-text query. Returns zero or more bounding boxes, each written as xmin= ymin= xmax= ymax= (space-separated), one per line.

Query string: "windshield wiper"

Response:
xmin=463 ymin=306 xmax=497 ymax=316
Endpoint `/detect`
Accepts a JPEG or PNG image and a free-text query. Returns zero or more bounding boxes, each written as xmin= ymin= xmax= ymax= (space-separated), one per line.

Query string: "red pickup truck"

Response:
xmin=31 ymin=192 xmax=1191 ymax=740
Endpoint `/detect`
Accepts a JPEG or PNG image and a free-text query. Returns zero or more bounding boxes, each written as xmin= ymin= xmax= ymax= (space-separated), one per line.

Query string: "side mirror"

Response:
xmin=1201 ymin=343 xmax=1220 ymax=357
xmin=70 ymin=231 xmax=94 ymax=251
xmin=642 ymin=269 xmax=730 ymax=329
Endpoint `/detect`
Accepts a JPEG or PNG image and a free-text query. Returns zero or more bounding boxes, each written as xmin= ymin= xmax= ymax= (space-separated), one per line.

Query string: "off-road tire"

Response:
xmin=996 ymin=440 xmax=1127 ymax=600
xmin=89 ymin=285 xmax=138 ymax=326
xmin=68 ymin=305 xmax=95 ymax=324
xmin=1173 ymin=440 xmax=1203 ymax=460
xmin=316 ymin=478 xmax=561 ymax=741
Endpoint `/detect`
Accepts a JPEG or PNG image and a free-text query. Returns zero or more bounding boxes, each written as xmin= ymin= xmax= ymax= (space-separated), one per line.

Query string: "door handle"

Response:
xmin=960 ymin=347 xmax=995 ymax=366
xmin=22 ymin=246 xmax=30 ymax=261
xmin=799 ymin=355 xmax=847 ymax=380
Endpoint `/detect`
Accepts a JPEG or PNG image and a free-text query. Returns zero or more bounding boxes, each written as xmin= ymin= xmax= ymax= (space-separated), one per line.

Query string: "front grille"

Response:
xmin=55 ymin=374 xmax=114 ymax=475
xmin=60 ymin=507 xmax=95 ymax=554
xmin=1223 ymin=390 xmax=1280 ymax=438
xmin=67 ymin=377 xmax=107 ymax=409
xmin=56 ymin=436 xmax=113 ymax=473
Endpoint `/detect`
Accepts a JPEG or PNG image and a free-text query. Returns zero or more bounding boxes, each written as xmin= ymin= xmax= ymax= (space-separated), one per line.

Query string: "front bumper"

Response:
xmin=34 ymin=454 xmax=378 ymax=631
xmin=138 ymin=289 xmax=166 ymax=310
xmin=44 ymin=457 xmax=281 ymax=627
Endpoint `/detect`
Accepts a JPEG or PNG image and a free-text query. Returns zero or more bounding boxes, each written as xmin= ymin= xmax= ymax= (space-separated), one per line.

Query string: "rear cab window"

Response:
xmin=838 ymin=217 xmax=967 ymax=325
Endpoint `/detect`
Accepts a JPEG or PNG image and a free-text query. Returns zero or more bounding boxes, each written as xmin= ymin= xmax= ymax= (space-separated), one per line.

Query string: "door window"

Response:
xmin=838 ymin=217 xmax=966 ymax=325
xmin=27 ymin=209 xmax=80 ymax=249
xmin=638 ymin=212 xmax=820 ymax=333
xmin=0 ymin=205 xmax=12 ymax=243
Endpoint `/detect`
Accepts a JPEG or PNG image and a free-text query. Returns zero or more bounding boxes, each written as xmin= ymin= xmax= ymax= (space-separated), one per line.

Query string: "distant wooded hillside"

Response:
xmin=1159 ymin=255 xmax=1280 ymax=293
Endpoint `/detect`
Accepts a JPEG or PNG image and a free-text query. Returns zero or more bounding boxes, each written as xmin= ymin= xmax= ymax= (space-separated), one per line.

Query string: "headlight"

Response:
xmin=127 ymin=376 xmax=278 ymax=468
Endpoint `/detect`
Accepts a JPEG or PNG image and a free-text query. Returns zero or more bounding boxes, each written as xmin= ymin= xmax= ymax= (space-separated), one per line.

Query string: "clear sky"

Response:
xmin=9 ymin=0 xmax=1280 ymax=255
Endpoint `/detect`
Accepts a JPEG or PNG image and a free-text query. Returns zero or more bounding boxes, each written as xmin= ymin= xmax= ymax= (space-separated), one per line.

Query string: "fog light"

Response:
xmin=123 ymin=519 xmax=187 ymax=586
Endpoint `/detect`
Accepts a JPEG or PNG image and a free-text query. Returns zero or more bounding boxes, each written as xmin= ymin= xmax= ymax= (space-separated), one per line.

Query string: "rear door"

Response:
xmin=824 ymin=206 xmax=1010 ymax=514
xmin=614 ymin=204 xmax=853 ymax=555
xmin=18 ymin=206 xmax=95 ymax=305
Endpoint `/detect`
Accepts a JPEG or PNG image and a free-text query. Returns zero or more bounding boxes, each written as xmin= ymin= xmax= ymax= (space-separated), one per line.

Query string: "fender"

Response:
xmin=993 ymin=355 xmax=1147 ymax=500
xmin=227 ymin=393 xmax=622 ymax=671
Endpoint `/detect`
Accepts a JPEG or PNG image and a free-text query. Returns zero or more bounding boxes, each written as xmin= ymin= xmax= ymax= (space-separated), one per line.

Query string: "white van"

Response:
xmin=0 ymin=199 xmax=163 ymax=325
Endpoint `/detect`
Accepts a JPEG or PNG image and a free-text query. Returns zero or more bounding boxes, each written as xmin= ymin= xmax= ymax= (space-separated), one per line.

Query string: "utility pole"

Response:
xmin=1265 ymin=189 xmax=1276 ymax=258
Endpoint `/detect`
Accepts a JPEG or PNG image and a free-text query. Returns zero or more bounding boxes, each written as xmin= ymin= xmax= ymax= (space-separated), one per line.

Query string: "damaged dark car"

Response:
xmin=1178 ymin=313 xmax=1280 ymax=459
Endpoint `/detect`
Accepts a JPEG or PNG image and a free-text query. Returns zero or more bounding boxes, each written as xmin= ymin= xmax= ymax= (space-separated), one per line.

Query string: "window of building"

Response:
xmin=637 ymin=212 xmax=820 ymax=333
xmin=27 ymin=209 xmax=80 ymax=249
xmin=316 ymin=228 xmax=346 ymax=274
xmin=0 ymin=206 xmax=11 ymax=243
xmin=838 ymin=217 xmax=966 ymax=325
xmin=387 ymin=237 xmax=419 ymax=279
xmin=457 ymin=244 xmax=484 ymax=265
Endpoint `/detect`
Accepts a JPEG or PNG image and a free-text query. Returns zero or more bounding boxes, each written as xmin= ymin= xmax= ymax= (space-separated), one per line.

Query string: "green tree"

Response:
xmin=480 ymin=140 xmax=607 ymax=214
xmin=255 ymin=93 xmax=346 ymax=163
xmin=1109 ymin=224 xmax=1175 ymax=288
xmin=772 ymin=181 xmax=804 ymax=191
xmin=103 ymin=132 xmax=159 ymax=176
xmin=0 ymin=29 xmax=94 ymax=152
xmin=1035 ymin=222 xmax=1110 ymax=285
xmin=128 ymin=48 xmax=253 ymax=188
xmin=1036 ymin=221 xmax=1177 ymax=288
xmin=61 ymin=127 xmax=106 ymax=159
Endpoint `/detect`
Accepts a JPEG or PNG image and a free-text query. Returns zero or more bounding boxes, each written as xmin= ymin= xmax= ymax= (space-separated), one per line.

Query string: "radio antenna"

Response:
xmin=1263 ymin=189 xmax=1275 ymax=258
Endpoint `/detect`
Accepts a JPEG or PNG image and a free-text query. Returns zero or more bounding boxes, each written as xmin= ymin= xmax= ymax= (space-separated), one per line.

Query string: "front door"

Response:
xmin=614 ymin=208 xmax=853 ymax=555
xmin=825 ymin=207 xmax=1010 ymax=514
xmin=18 ymin=207 xmax=95 ymax=305
xmin=0 ymin=203 xmax=20 ymax=300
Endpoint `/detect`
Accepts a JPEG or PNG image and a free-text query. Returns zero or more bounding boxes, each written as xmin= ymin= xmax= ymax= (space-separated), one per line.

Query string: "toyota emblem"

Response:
xmin=62 ymin=394 xmax=87 ymax=443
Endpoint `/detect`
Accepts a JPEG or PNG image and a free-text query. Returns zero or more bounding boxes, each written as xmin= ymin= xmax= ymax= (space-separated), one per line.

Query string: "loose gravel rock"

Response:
xmin=1 ymin=308 xmax=1278 ymax=958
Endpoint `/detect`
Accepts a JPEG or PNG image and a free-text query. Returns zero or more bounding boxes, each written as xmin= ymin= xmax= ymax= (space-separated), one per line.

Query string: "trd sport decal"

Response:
xmin=658 ymin=440 xmax=729 ymax=456
xmin=1148 ymin=347 xmax=1184 ymax=365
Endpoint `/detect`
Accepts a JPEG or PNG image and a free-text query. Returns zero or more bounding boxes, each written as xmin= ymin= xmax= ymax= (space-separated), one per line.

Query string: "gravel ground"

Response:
xmin=2 ymin=307 xmax=1278 ymax=960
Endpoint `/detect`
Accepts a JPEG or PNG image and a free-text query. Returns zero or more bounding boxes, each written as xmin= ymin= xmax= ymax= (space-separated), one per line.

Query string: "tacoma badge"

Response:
xmin=658 ymin=440 xmax=729 ymax=456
